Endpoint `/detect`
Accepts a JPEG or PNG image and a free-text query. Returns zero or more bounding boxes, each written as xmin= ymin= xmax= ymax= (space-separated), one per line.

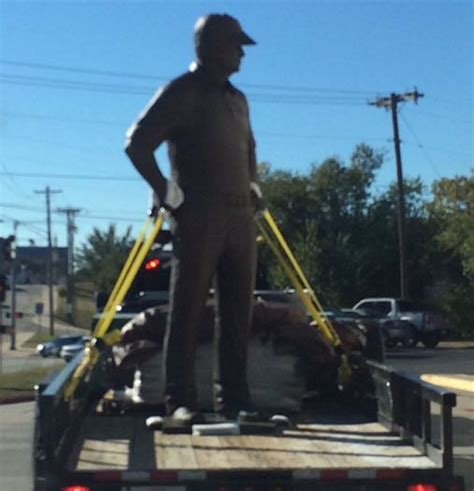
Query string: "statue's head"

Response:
xmin=194 ymin=14 xmax=256 ymax=74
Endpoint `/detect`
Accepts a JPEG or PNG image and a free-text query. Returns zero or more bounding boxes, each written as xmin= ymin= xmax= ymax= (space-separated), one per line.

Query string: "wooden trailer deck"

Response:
xmin=67 ymin=414 xmax=438 ymax=472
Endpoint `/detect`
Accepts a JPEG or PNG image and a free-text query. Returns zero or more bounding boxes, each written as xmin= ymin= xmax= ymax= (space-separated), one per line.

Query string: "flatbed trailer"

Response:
xmin=34 ymin=354 xmax=464 ymax=491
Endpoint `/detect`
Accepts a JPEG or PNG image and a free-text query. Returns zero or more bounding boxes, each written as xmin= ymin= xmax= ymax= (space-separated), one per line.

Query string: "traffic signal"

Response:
xmin=0 ymin=235 xmax=16 ymax=262
xmin=0 ymin=274 xmax=6 ymax=303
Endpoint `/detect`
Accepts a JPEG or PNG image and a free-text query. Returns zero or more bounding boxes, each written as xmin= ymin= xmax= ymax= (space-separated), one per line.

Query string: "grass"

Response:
xmin=0 ymin=365 xmax=63 ymax=403
xmin=21 ymin=331 xmax=55 ymax=349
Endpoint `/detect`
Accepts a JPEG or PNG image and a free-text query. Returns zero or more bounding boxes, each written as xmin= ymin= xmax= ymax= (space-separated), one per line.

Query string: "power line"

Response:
xmin=79 ymin=213 xmax=144 ymax=223
xmin=0 ymin=58 xmax=379 ymax=95
xmin=416 ymin=109 xmax=471 ymax=125
xmin=398 ymin=111 xmax=442 ymax=178
xmin=1 ymin=72 xmax=369 ymax=105
xmin=0 ymin=202 xmax=44 ymax=212
xmin=0 ymin=73 xmax=152 ymax=95
xmin=1 ymin=202 xmax=144 ymax=223
xmin=0 ymin=171 xmax=141 ymax=182
xmin=3 ymin=111 xmax=124 ymax=127
xmin=3 ymin=112 xmax=389 ymax=141
xmin=0 ymin=214 xmax=48 ymax=239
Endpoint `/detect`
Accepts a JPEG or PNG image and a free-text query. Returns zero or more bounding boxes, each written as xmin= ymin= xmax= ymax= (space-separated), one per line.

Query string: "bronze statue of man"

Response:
xmin=125 ymin=14 xmax=261 ymax=425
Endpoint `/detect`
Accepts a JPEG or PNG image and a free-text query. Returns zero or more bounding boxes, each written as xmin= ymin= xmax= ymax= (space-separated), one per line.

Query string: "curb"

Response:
xmin=439 ymin=341 xmax=474 ymax=349
xmin=421 ymin=374 xmax=474 ymax=393
xmin=0 ymin=394 xmax=35 ymax=405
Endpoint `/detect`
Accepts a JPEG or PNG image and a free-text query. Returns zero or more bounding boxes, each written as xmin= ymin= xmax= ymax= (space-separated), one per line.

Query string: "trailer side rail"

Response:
xmin=35 ymin=351 xmax=105 ymax=488
xmin=368 ymin=360 xmax=456 ymax=475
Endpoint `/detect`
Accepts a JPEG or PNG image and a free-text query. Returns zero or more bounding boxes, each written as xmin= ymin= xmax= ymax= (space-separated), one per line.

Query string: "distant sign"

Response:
xmin=35 ymin=303 xmax=44 ymax=315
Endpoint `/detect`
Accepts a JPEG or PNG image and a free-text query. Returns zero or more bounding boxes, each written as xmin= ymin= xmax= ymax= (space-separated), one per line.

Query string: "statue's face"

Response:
xmin=213 ymin=38 xmax=245 ymax=74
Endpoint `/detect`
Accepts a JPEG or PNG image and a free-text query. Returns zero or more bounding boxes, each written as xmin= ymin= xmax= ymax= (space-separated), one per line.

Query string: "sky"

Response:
xmin=0 ymin=0 xmax=472 ymax=250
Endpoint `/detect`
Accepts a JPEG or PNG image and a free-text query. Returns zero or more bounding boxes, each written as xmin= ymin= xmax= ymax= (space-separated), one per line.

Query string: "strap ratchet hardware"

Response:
xmin=64 ymin=209 xmax=168 ymax=401
xmin=255 ymin=208 xmax=352 ymax=388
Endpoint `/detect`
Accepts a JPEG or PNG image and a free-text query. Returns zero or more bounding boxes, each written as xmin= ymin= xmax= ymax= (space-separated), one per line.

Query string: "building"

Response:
xmin=12 ymin=247 xmax=68 ymax=285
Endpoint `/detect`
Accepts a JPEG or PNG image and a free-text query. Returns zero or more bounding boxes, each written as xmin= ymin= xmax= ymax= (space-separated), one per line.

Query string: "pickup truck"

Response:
xmin=33 ymin=328 xmax=465 ymax=490
xmin=353 ymin=298 xmax=447 ymax=348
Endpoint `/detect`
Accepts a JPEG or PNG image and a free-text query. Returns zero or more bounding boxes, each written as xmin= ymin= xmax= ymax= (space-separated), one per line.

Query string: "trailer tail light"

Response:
xmin=62 ymin=486 xmax=91 ymax=491
xmin=145 ymin=258 xmax=161 ymax=270
xmin=407 ymin=485 xmax=437 ymax=491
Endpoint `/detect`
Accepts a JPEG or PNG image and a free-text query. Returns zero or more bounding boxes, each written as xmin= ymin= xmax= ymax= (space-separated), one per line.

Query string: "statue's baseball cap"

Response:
xmin=195 ymin=14 xmax=256 ymax=46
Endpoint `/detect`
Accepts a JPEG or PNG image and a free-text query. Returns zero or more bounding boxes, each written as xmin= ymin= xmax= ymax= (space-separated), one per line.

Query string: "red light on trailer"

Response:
xmin=407 ymin=485 xmax=438 ymax=491
xmin=145 ymin=258 xmax=161 ymax=270
xmin=62 ymin=486 xmax=91 ymax=491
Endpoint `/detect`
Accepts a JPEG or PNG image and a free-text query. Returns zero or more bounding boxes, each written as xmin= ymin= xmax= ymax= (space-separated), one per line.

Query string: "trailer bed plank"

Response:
xmin=190 ymin=435 xmax=234 ymax=469
xmin=68 ymin=415 xmax=438 ymax=472
xmin=67 ymin=415 xmax=133 ymax=470
xmin=155 ymin=434 xmax=199 ymax=469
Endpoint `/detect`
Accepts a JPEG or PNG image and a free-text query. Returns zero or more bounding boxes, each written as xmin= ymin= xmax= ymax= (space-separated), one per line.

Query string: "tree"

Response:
xmin=427 ymin=173 xmax=474 ymax=337
xmin=365 ymin=177 xmax=434 ymax=300
xmin=259 ymin=144 xmax=385 ymax=306
xmin=429 ymin=174 xmax=474 ymax=281
xmin=76 ymin=224 xmax=133 ymax=292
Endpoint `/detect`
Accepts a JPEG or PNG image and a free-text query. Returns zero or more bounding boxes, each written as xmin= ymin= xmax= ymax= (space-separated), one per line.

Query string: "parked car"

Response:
xmin=36 ymin=335 xmax=90 ymax=357
xmin=342 ymin=307 xmax=416 ymax=348
xmin=352 ymin=298 xmax=446 ymax=348
xmin=59 ymin=336 xmax=92 ymax=362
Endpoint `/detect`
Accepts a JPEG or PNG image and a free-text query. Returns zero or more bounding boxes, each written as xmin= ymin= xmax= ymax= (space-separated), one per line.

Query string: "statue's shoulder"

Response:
xmin=160 ymin=71 xmax=200 ymax=98
xmin=228 ymin=82 xmax=248 ymax=102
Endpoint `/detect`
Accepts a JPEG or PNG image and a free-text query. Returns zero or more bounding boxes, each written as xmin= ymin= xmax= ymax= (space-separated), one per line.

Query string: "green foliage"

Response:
xmin=428 ymin=173 xmax=474 ymax=281
xmin=439 ymin=283 xmax=474 ymax=339
xmin=0 ymin=365 xmax=64 ymax=403
xmin=258 ymin=146 xmax=472 ymax=337
xmin=259 ymin=144 xmax=386 ymax=306
xmin=76 ymin=224 xmax=133 ymax=292
xmin=427 ymin=173 xmax=474 ymax=336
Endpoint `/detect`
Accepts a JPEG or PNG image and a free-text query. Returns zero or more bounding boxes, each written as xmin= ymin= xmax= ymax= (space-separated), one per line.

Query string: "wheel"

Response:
xmin=422 ymin=332 xmax=440 ymax=348
xmin=402 ymin=324 xmax=417 ymax=348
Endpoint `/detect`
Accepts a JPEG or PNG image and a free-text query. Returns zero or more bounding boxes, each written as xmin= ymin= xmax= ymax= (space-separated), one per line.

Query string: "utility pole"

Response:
xmin=369 ymin=90 xmax=424 ymax=299
xmin=56 ymin=207 xmax=81 ymax=324
xmin=35 ymin=186 xmax=62 ymax=336
xmin=9 ymin=220 xmax=19 ymax=350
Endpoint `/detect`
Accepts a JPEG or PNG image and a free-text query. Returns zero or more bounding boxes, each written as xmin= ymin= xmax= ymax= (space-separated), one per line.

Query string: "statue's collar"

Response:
xmin=190 ymin=61 xmax=231 ymax=89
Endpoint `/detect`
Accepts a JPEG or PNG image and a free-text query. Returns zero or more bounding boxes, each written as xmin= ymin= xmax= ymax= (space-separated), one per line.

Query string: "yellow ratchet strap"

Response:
xmin=65 ymin=210 xmax=167 ymax=401
xmin=256 ymin=209 xmax=351 ymax=387
xmin=93 ymin=216 xmax=152 ymax=337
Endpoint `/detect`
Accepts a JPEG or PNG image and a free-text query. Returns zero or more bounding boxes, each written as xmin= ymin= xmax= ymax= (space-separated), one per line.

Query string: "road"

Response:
xmin=387 ymin=344 xmax=474 ymax=377
xmin=0 ymin=401 xmax=35 ymax=491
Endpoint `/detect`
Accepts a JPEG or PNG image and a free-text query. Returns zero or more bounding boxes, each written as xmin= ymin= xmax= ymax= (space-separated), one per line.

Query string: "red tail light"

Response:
xmin=62 ymin=486 xmax=91 ymax=491
xmin=145 ymin=258 xmax=161 ymax=270
xmin=407 ymin=484 xmax=438 ymax=491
